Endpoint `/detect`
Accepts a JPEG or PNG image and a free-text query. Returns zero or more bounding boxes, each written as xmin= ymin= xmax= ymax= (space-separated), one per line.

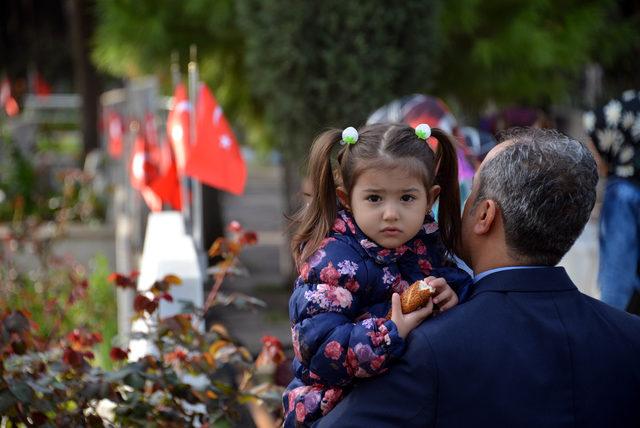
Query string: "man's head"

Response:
xmin=461 ymin=127 xmax=598 ymax=272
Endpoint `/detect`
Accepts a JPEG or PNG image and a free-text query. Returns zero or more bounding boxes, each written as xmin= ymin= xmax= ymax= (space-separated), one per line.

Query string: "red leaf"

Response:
xmin=109 ymin=347 xmax=129 ymax=361
xmin=240 ymin=231 xmax=258 ymax=245
xmin=133 ymin=294 xmax=151 ymax=312
xmin=63 ymin=347 xmax=84 ymax=368
xmin=108 ymin=271 xmax=139 ymax=289
xmin=134 ymin=294 xmax=159 ymax=314
xmin=164 ymin=347 xmax=188 ymax=363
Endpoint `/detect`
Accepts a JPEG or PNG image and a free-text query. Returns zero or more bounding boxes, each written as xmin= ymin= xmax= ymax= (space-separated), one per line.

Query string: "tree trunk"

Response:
xmin=67 ymin=0 xmax=99 ymax=159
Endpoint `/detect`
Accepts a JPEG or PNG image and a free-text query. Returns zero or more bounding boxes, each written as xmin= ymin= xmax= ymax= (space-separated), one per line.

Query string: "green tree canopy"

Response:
xmin=92 ymin=0 xmax=256 ymax=136
xmin=238 ymin=0 xmax=443 ymax=160
xmin=435 ymin=0 xmax=640 ymax=109
xmin=92 ymin=0 xmax=640 ymax=145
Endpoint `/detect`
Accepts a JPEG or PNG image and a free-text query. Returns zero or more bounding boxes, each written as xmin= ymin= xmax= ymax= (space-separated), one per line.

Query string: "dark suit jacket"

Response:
xmin=315 ymin=267 xmax=640 ymax=427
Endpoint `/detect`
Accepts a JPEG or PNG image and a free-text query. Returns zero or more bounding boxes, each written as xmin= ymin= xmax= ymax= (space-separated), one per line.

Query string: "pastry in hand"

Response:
xmin=386 ymin=279 xmax=435 ymax=319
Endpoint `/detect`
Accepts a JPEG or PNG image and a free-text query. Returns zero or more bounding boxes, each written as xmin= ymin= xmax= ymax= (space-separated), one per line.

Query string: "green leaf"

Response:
xmin=124 ymin=372 xmax=145 ymax=390
xmin=0 ymin=389 xmax=17 ymax=413
xmin=9 ymin=381 xmax=34 ymax=403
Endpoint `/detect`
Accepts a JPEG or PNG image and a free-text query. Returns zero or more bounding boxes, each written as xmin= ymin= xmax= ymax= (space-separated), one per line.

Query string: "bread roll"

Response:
xmin=386 ymin=279 xmax=435 ymax=319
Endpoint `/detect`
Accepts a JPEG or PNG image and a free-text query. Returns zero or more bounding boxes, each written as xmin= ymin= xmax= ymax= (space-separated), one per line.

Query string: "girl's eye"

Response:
xmin=366 ymin=195 xmax=381 ymax=203
xmin=401 ymin=194 xmax=416 ymax=202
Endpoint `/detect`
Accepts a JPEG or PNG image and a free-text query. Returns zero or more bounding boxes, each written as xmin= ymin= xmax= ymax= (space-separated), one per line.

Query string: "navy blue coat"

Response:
xmin=315 ymin=267 xmax=640 ymax=427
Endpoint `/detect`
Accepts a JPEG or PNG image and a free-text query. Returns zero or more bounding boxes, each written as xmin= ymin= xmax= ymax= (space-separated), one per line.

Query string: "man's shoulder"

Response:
xmin=580 ymin=292 xmax=640 ymax=332
xmin=408 ymin=295 xmax=491 ymax=350
xmin=408 ymin=283 xmax=640 ymax=355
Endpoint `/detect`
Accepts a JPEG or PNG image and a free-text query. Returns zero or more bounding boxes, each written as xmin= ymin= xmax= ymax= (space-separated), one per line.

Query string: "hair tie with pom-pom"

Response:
xmin=415 ymin=123 xmax=431 ymax=140
xmin=341 ymin=126 xmax=359 ymax=145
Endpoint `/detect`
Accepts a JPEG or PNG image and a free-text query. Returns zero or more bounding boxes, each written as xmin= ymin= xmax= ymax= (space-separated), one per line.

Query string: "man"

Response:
xmin=315 ymin=127 xmax=640 ymax=427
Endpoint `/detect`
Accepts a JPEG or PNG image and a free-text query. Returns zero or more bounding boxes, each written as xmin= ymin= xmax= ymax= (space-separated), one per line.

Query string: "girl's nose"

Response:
xmin=382 ymin=204 xmax=399 ymax=221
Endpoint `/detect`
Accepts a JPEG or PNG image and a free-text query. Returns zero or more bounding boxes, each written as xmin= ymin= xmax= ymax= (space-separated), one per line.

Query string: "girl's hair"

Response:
xmin=290 ymin=123 xmax=461 ymax=269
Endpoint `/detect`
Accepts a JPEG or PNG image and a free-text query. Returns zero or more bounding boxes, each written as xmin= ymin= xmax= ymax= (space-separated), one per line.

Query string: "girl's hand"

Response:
xmin=391 ymin=293 xmax=433 ymax=339
xmin=426 ymin=276 xmax=459 ymax=312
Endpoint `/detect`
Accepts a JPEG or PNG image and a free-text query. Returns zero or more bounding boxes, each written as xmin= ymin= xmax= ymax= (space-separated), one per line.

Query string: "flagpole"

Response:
xmin=170 ymin=51 xmax=191 ymax=229
xmin=188 ymin=45 xmax=205 ymax=265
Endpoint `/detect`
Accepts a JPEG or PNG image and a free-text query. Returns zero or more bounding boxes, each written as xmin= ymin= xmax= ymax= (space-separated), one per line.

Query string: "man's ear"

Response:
xmin=473 ymin=199 xmax=498 ymax=235
xmin=336 ymin=187 xmax=350 ymax=210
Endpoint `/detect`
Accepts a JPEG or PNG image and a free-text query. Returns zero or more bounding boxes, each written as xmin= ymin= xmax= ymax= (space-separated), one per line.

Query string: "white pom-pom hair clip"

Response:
xmin=415 ymin=123 xmax=431 ymax=140
xmin=341 ymin=126 xmax=359 ymax=145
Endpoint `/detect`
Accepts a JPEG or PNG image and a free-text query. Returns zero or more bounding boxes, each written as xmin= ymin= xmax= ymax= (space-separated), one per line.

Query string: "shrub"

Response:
xmin=0 ymin=221 xmax=286 ymax=427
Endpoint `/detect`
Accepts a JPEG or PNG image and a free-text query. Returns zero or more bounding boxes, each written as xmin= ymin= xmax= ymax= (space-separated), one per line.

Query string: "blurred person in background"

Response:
xmin=583 ymin=90 xmax=640 ymax=314
xmin=367 ymin=94 xmax=477 ymax=203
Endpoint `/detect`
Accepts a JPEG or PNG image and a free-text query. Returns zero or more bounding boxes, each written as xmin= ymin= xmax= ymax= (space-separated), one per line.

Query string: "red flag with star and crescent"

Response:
xmin=1 ymin=77 xmax=19 ymax=117
xmin=184 ymin=84 xmax=246 ymax=195
xmin=166 ymin=83 xmax=190 ymax=174
xmin=129 ymin=129 xmax=162 ymax=212
xmin=106 ymin=111 xmax=124 ymax=159
xmin=148 ymin=136 xmax=182 ymax=210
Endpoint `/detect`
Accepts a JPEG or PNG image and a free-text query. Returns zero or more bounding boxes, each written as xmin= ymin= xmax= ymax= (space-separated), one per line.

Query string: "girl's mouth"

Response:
xmin=381 ymin=227 xmax=401 ymax=236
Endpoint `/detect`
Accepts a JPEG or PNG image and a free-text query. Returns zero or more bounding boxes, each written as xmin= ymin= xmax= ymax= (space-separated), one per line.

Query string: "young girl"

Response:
xmin=283 ymin=123 xmax=472 ymax=427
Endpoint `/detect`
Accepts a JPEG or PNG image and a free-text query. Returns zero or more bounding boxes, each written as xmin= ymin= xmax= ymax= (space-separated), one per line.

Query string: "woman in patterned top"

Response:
xmin=282 ymin=123 xmax=472 ymax=427
xmin=583 ymin=90 xmax=640 ymax=314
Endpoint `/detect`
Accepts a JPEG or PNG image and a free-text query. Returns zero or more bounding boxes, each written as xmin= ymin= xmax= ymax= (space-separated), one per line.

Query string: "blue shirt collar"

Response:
xmin=473 ymin=266 xmax=546 ymax=283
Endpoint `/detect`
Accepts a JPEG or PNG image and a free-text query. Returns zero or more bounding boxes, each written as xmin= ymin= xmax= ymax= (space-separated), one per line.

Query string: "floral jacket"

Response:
xmin=283 ymin=210 xmax=472 ymax=426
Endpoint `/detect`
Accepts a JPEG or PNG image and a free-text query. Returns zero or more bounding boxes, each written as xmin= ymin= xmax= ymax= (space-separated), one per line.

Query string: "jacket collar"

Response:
xmin=333 ymin=209 xmax=440 ymax=264
xmin=468 ymin=266 xmax=577 ymax=300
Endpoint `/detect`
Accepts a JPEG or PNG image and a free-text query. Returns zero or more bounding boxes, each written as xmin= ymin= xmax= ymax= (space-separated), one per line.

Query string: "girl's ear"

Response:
xmin=427 ymin=184 xmax=441 ymax=209
xmin=336 ymin=187 xmax=351 ymax=210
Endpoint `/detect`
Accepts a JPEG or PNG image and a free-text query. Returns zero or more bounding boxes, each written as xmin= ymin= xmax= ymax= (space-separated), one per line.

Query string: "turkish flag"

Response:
xmin=184 ymin=84 xmax=246 ymax=195
xmin=166 ymin=83 xmax=191 ymax=173
xmin=148 ymin=137 xmax=182 ymax=210
xmin=4 ymin=97 xmax=19 ymax=117
xmin=130 ymin=134 xmax=162 ymax=211
xmin=35 ymin=72 xmax=52 ymax=97
xmin=107 ymin=111 xmax=124 ymax=158
xmin=1 ymin=77 xmax=19 ymax=117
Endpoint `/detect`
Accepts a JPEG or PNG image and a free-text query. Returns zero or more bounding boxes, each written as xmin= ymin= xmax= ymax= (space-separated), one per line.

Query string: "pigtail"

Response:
xmin=290 ymin=129 xmax=343 ymax=269
xmin=431 ymin=128 xmax=462 ymax=256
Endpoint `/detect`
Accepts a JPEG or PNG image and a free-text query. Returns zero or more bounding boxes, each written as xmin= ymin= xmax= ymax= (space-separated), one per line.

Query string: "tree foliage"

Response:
xmin=91 ymin=0 xmax=639 ymax=148
xmin=92 ymin=0 xmax=254 ymax=134
xmin=435 ymin=0 xmax=640 ymax=108
xmin=237 ymin=0 xmax=443 ymax=159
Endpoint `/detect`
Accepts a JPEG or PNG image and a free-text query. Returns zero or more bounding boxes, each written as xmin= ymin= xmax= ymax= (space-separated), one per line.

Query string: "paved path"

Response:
xmin=208 ymin=164 xmax=293 ymax=354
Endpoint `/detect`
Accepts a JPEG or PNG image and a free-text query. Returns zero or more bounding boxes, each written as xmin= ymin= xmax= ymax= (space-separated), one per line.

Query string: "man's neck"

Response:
xmin=470 ymin=242 xmax=523 ymax=276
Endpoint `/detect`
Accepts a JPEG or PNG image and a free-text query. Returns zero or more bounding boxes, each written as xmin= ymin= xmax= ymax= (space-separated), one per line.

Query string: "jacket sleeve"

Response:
xmin=313 ymin=328 xmax=438 ymax=428
xmin=432 ymin=264 xmax=474 ymax=302
xmin=290 ymin=239 xmax=405 ymax=387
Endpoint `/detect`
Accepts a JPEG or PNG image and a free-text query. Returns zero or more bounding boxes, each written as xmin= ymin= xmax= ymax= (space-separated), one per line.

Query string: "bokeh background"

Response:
xmin=1 ymin=1 xmax=639 ymax=426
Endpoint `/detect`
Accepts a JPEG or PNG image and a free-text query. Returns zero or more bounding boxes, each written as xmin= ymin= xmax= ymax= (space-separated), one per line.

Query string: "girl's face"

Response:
xmin=347 ymin=167 xmax=439 ymax=249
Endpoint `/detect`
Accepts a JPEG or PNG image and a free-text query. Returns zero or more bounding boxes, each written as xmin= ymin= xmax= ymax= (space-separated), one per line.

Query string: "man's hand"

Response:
xmin=391 ymin=292 xmax=433 ymax=339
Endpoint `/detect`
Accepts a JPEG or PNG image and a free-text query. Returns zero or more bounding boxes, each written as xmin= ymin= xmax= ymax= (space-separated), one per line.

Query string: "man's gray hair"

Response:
xmin=474 ymin=127 xmax=598 ymax=265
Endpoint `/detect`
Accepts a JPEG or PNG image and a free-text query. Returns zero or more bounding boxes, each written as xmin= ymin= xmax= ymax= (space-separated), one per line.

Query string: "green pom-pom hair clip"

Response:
xmin=415 ymin=123 xmax=431 ymax=140
xmin=341 ymin=126 xmax=359 ymax=145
